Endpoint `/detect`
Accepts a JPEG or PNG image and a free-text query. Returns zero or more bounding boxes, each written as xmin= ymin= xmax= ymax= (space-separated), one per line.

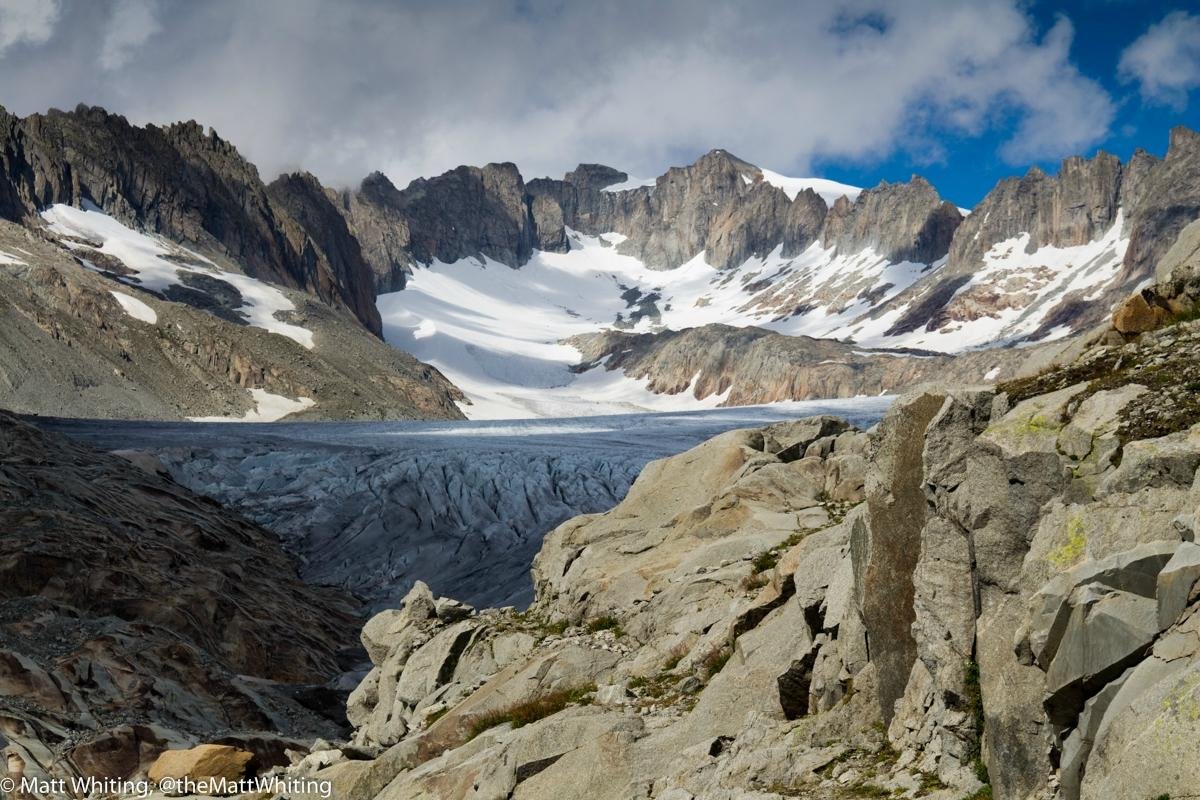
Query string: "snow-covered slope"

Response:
xmin=378 ymin=216 xmax=1132 ymax=418
xmin=835 ymin=213 xmax=1130 ymax=351
xmin=42 ymin=203 xmax=315 ymax=348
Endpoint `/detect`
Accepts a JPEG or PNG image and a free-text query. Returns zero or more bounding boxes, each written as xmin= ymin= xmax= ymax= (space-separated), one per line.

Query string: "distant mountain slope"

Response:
xmin=0 ymin=215 xmax=464 ymax=420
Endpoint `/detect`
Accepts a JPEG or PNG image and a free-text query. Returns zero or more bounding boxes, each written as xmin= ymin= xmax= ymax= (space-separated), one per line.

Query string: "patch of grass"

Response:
xmin=628 ymin=672 xmax=672 ymax=699
xmin=960 ymin=787 xmax=993 ymax=800
xmin=843 ymin=784 xmax=892 ymax=798
xmin=585 ymin=615 xmax=624 ymax=637
xmin=424 ymin=705 xmax=450 ymax=724
xmin=661 ymin=641 xmax=690 ymax=672
xmin=465 ymin=683 xmax=596 ymax=741
xmin=917 ymin=771 xmax=948 ymax=794
xmin=505 ymin=609 xmax=570 ymax=638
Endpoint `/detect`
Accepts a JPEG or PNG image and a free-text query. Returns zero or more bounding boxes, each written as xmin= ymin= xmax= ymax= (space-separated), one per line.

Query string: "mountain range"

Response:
xmin=4 ymin=104 xmax=1200 ymax=419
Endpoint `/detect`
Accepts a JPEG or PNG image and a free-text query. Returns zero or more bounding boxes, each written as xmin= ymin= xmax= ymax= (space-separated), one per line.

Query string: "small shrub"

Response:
xmin=661 ymin=641 xmax=690 ymax=672
xmin=540 ymin=618 xmax=569 ymax=637
xmin=751 ymin=550 xmax=780 ymax=574
xmin=585 ymin=615 xmax=624 ymax=637
xmin=741 ymin=572 xmax=769 ymax=591
xmin=465 ymin=683 xmax=596 ymax=740
xmin=699 ymin=646 xmax=732 ymax=680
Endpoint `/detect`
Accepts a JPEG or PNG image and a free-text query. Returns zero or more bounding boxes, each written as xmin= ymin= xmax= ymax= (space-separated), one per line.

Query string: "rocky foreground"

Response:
xmin=8 ymin=248 xmax=1200 ymax=798
xmin=0 ymin=412 xmax=364 ymax=790
xmin=259 ymin=254 xmax=1200 ymax=800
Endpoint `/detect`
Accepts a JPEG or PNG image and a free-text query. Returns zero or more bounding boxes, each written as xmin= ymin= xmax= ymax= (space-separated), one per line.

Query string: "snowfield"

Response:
xmin=379 ymin=209 xmax=1133 ymax=418
xmin=42 ymin=203 xmax=315 ymax=348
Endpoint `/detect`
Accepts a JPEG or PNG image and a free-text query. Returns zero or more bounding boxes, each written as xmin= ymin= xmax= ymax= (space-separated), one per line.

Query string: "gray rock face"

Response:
xmin=337 ymin=161 xmax=547 ymax=289
xmin=852 ymin=390 xmax=950 ymax=725
xmin=1121 ymin=127 xmax=1200 ymax=286
xmin=0 ymin=104 xmax=383 ymax=335
xmin=781 ymin=187 xmax=829 ymax=257
xmin=567 ymin=324 xmax=1029 ymax=407
xmin=544 ymin=150 xmax=958 ymax=271
xmin=266 ymin=171 xmax=382 ymax=335
xmin=947 ymin=153 xmax=1123 ymax=277
xmin=822 ymin=176 xmax=962 ymax=263
xmin=335 ymin=171 xmax=416 ymax=292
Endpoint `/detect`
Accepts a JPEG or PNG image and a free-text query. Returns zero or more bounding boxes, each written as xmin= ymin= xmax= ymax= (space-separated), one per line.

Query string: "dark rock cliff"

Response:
xmin=0 ymin=104 xmax=382 ymax=335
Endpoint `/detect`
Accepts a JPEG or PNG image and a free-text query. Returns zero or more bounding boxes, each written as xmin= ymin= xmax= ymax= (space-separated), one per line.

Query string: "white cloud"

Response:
xmin=0 ymin=0 xmax=1113 ymax=188
xmin=99 ymin=0 xmax=161 ymax=70
xmin=0 ymin=0 xmax=60 ymax=53
xmin=1119 ymin=10 xmax=1200 ymax=110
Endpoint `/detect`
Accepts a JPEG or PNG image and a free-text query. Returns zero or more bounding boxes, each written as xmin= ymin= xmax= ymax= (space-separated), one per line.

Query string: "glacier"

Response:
xmin=40 ymin=398 xmax=891 ymax=610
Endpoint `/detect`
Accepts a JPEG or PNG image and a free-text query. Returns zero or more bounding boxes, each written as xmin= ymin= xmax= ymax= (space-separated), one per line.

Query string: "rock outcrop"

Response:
xmin=568 ymin=324 xmax=1030 ymax=405
xmin=886 ymin=127 xmax=1200 ymax=341
xmin=0 ymin=412 xmax=363 ymax=788
xmin=822 ymin=177 xmax=961 ymax=264
xmin=281 ymin=298 xmax=1200 ymax=799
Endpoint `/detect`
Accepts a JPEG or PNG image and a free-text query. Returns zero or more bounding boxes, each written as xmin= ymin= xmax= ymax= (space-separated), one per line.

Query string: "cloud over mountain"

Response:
xmin=0 ymin=0 xmax=1119 ymax=189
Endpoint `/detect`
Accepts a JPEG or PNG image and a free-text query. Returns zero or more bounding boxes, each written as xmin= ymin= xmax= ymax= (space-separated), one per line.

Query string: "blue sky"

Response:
xmin=0 ymin=1 xmax=1198 ymax=207
xmin=819 ymin=0 xmax=1200 ymax=207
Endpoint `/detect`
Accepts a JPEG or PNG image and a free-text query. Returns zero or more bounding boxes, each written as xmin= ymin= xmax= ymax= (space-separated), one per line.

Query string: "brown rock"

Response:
xmin=148 ymin=744 xmax=253 ymax=783
xmin=1112 ymin=292 xmax=1170 ymax=334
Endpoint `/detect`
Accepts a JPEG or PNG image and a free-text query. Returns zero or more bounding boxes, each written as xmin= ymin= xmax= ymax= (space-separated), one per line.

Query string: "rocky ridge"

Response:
xmin=567 ymin=324 xmax=1031 ymax=406
xmin=0 ymin=105 xmax=382 ymax=336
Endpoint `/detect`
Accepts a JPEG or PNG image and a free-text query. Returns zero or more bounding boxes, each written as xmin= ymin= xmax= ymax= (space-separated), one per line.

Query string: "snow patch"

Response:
xmin=758 ymin=169 xmax=861 ymax=205
xmin=109 ymin=291 xmax=157 ymax=324
xmin=189 ymin=388 xmax=315 ymax=422
xmin=601 ymin=176 xmax=656 ymax=192
xmin=377 ymin=230 xmax=933 ymax=419
xmin=0 ymin=248 xmax=25 ymax=265
xmin=42 ymin=203 xmax=314 ymax=349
